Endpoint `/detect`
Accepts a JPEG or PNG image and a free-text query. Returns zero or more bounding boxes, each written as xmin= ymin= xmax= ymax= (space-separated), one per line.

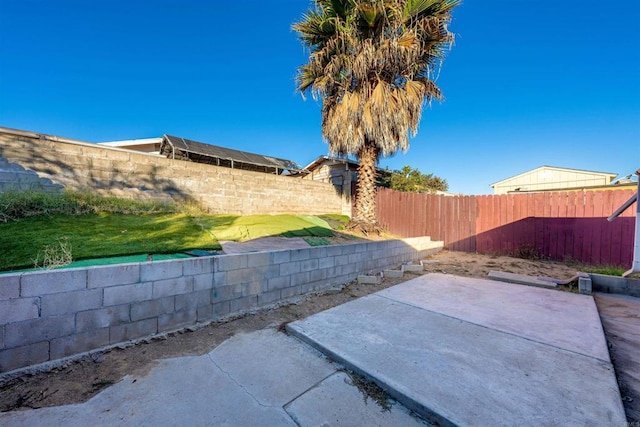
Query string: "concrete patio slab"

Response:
xmin=0 ymin=353 xmax=295 ymax=427
xmin=379 ymin=273 xmax=610 ymax=362
xmin=288 ymin=273 xmax=626 ymax=426
xmin=0 ymin=329 xmax=430 ymax=426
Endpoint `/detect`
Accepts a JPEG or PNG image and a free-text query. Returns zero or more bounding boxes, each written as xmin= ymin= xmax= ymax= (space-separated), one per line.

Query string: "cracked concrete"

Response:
xmin=207 ymin=356 xmax=272 ymax=410
xmin=207 ymin=329 xmax=337 ymax=408
xmin=0 ymin=329 xmax=429 ymax=426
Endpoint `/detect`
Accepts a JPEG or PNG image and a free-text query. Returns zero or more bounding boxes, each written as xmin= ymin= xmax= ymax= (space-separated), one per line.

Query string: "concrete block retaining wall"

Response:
xmin=590 ymin=273 xmax=640 ymax=297
xmin=0 ymin=237 xmax=441 ymax=375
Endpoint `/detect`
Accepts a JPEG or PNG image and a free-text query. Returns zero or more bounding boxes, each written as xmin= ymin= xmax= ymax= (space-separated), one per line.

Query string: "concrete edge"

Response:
xmin=487 ymin=270 xmax=558 ymax=289
xmin=286 ymin=320 xmax=456 ymax=427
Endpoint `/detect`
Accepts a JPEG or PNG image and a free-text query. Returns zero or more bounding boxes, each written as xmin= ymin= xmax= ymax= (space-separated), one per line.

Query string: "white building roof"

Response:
xmin=491 ymin=165 xmax=618 ymax=188
xmin=98 ymin=137 xmax=163 ymax=147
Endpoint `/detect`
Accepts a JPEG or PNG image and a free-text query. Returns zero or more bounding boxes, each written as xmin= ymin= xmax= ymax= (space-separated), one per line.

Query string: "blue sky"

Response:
xmin=1 ymin=0 xmax=638 ymax=194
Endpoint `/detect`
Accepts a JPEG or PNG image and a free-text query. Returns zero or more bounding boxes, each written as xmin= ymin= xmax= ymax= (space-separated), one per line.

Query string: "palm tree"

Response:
xmin=293 ymin=0 xmax=460 ymax=233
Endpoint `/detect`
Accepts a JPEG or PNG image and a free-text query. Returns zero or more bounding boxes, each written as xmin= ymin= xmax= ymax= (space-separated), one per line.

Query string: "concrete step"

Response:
xmin=424 ymin=240 xmax=443 ymax=249
xmin=422 ymin=241 xmax=444 ymax=258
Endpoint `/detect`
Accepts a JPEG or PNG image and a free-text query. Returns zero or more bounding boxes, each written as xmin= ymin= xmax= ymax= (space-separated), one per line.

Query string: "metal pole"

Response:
xmin=608 ymin=193 xmax=637 ymax=222
xmin=625 ymin=170 xmax=640 ymax=277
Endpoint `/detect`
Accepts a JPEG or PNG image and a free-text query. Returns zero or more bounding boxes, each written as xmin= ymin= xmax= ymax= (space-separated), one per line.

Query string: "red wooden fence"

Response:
xmin=375 ymin=188 xmax=637 ymax=267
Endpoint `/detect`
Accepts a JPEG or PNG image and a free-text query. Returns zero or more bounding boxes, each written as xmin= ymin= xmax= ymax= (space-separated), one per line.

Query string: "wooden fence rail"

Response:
xmin=375 ymin=188 xmax=636 ymax=267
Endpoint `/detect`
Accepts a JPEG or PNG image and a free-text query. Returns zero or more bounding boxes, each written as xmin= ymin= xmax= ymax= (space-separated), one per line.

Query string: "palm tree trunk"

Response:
xmin=350 ymin=140 xmax=380 ymax=233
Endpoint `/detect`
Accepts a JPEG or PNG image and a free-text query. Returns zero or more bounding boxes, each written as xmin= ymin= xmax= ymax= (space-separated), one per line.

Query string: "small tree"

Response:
xmin=385 ymin=165 xmax=449 ymax=193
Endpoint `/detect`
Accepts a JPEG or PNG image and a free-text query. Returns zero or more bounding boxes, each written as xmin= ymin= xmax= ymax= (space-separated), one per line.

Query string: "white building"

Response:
xmin=491 ymin=166 xmax=618 ymax=194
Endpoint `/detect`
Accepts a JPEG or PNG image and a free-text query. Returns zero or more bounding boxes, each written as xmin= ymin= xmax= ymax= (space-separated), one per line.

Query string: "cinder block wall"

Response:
xmin=0 ymin=237 xmax=440 ymax=375
xmin=0 ymin=129 xmax=343 ymax=215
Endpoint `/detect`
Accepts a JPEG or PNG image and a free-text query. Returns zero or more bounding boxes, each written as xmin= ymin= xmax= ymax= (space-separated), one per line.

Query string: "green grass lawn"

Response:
xmin=206 ymin=214 xmax=336 ymax=241
xmin=0 ymin=212 xmax=348 ymax=272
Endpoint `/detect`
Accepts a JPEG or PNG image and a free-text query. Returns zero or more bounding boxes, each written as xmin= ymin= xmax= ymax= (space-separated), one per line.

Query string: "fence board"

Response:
xmin=591 ymin=192 xmax=604 ymax=264
xmin=600 ymin=191 xmax=613 ymax=264
xmin=533 ymin=194 xmax=543 ymax=256
xmin=613 ymin=191 xmax=629 ymax=265
xmin=565 ymin=192 xmax=577 ymax=262
xmin=573 ymin=192 xmax=586 ymax=262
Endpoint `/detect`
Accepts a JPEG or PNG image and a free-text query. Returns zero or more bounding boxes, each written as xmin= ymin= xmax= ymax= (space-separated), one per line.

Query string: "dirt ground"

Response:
xmin=0 ymin=249 xmax=581 ymax=413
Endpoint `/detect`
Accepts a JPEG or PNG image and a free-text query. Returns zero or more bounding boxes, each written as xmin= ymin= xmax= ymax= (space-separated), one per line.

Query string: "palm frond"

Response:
xmin=404 ymin=0 xmax=461 ymax=21
xmin=295 ymin=64 xmax=317 ymax=93
xmin=358 ymin=4 xmax=381 ymax=28
xmin=294 ymin=0 xmax=460 ymax=158
xmin=293 ymin=11 xmax=337 ymax=48
xmin=328 ymin=0 xmax=356 ymax=19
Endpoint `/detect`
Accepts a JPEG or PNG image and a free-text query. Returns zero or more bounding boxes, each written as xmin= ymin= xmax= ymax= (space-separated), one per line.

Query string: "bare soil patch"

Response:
xmin=0 ymin=250 xmax=579 ymax=412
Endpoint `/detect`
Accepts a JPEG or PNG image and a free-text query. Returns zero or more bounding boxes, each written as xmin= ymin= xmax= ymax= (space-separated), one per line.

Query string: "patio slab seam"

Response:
xmin=373 ymin=292 xmax=614 ymax=365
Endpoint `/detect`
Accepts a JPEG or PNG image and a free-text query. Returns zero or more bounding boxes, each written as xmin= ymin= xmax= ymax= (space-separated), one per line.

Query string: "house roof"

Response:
xmin=303 ymin=155 xmax=359 ymax=172
xmin=303 ymin=155 xmax=391 ymax=176
xmin=491 ymin=165 xmax=618 ymax=187
xmin=160 ymin=135 xmax=304 ymax=174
